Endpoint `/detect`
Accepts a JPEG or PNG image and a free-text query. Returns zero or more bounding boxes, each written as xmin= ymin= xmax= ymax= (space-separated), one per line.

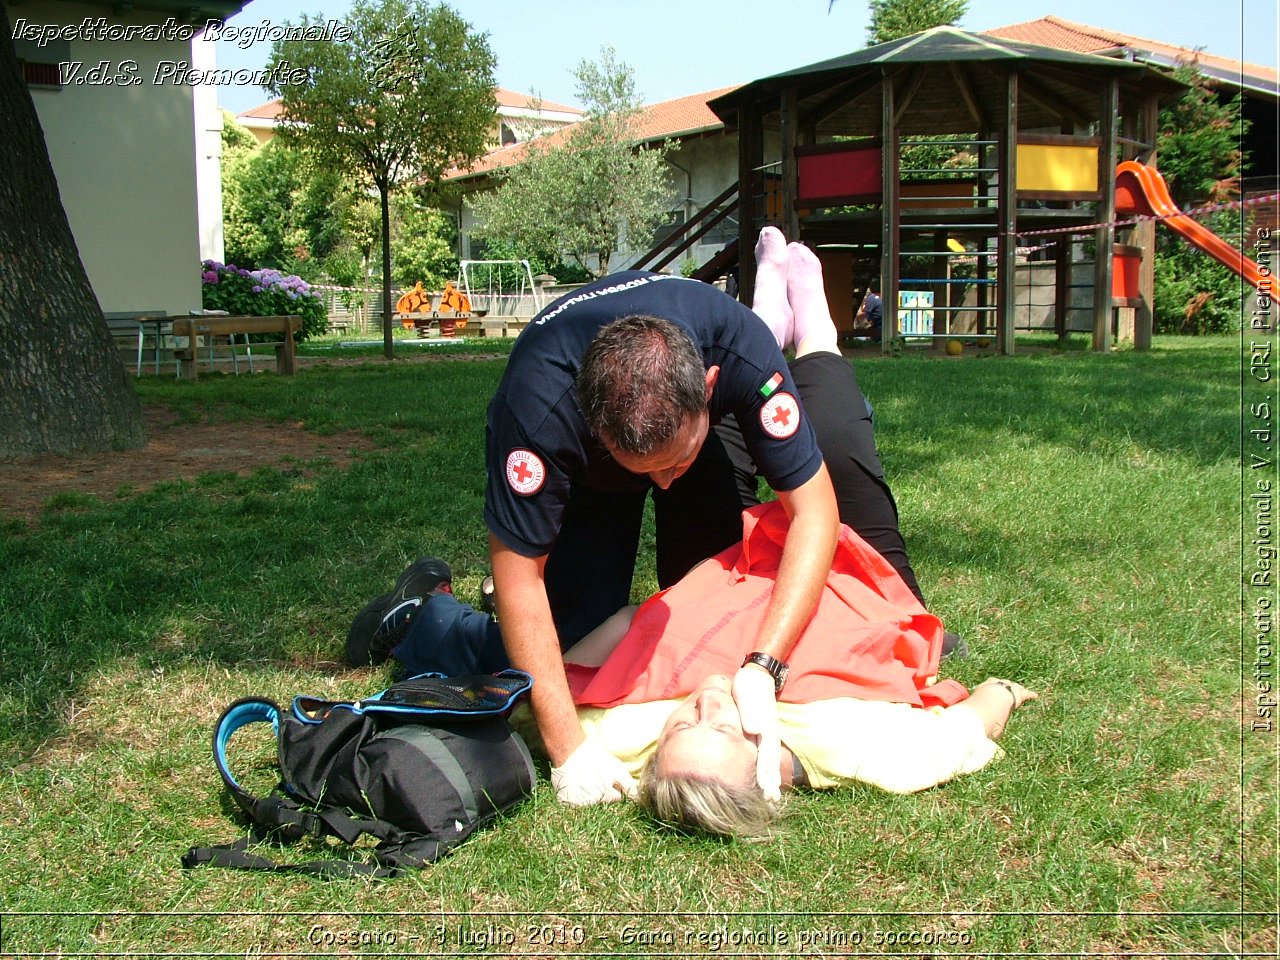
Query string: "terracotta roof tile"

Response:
xmin=631 ymin=85 xmax=741 ymax=141
xmin=447 ymin=84 xmax=741 ymax=181
xmin=238 ymin=100 xmax=285 ymax=120
xmin=985 ymin=16 xmax=1277 ymax=87
xmin=494 ymin=87 xmax=582 ymax=114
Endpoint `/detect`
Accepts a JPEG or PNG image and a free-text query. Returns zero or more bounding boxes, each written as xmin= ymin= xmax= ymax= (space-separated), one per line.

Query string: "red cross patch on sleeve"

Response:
xmin=505 ymin=448 xmax=546 ymax=495
xmin=759 ymin=392 xmax=800 ymax=439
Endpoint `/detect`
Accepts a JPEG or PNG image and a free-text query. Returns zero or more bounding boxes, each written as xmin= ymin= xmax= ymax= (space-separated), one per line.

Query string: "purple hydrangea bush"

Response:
xmin=200 ymin=261 xmax=328 ymax=342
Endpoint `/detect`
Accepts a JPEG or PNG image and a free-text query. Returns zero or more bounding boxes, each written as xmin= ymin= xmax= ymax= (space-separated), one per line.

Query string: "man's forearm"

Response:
xmin=488 ymin=533 xmax=585 ymax=765
xmin=753 ymin=463 xmax=839 ymax=662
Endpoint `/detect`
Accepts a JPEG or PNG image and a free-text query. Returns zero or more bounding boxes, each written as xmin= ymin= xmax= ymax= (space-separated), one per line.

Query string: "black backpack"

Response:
xmin=183 ymin=670 xmax=536 ymax=878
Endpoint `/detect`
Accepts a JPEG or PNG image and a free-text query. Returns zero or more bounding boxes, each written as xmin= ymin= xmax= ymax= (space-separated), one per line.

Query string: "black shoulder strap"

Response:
xmin=181 ymin=838 xmax=401 ymax=879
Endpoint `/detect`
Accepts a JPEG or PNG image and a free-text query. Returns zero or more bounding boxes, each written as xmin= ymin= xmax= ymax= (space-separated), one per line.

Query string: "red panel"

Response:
xmin=797 ymin=147 xmax=882 ymax=203
xmin=1112 ymin=250 xmax=1141 ymax=301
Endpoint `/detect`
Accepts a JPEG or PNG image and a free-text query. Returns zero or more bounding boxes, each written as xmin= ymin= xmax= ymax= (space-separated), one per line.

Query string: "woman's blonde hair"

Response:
xmin=637 ymin=752 xmax=779 ymax=838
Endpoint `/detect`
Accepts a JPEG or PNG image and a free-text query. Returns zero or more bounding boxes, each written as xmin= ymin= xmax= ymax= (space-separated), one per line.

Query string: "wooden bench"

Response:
xmin=477 ymin=316 xmax=533 ymax=338
xmin=171 ymin=315 xmax=302 ymax=379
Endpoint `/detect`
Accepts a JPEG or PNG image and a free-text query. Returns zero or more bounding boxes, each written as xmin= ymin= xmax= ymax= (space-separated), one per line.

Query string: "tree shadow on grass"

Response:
xmin=0 ymin=441 xmax=495 ymax=761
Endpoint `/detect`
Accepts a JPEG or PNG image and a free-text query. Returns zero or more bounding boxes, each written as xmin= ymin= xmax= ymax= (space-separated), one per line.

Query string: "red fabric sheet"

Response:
xmin=568 ymin=501 xmax=967 ymax=709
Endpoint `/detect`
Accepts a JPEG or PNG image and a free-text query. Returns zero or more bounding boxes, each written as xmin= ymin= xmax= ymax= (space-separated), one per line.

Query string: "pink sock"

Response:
xmin=751 ymin=226 xmax=793 ymax=350
xmin=787 ymin=243 xmax=839 ymax=357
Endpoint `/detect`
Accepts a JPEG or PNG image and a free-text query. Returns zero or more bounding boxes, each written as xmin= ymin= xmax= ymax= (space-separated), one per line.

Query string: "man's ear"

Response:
xmin=704 ymin=365 xmax=720 ymax=401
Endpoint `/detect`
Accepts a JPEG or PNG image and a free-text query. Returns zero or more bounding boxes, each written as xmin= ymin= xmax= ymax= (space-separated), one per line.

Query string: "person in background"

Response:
xmin=857 ymin=287 xmax=883 ymax=339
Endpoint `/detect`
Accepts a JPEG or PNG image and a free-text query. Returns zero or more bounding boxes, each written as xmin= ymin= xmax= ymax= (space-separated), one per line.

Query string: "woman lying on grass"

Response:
xmin=561 ymin=583 xmax=1036 ymax=836
xmin=352 ymin=241 xmax=1037 ymax=836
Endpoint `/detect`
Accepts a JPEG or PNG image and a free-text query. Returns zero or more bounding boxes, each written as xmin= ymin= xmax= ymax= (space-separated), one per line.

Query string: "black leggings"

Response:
xmin=787 ymin=352 xmax=923 ymax=605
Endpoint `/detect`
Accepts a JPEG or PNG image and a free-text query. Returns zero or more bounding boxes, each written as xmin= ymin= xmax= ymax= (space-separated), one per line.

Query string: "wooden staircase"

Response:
xmin=631 ymin=183 xmax=740 ymax=277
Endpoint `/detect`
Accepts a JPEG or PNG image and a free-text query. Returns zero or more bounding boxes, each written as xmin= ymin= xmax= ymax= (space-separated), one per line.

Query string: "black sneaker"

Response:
xmin=942 ymin=631 xmax=969 ymax=660
xmin=368 ymin=557 xmax=453 ymax=663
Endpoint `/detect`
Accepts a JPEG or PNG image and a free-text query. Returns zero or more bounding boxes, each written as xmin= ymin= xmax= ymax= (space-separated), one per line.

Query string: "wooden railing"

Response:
xmin=631 ymin=182 xmax=740 ymax=274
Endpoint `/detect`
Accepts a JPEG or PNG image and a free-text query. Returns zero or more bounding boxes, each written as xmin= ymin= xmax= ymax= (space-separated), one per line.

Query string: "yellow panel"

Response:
xmin=1016 ymin=143 xmax=1099 ymax=194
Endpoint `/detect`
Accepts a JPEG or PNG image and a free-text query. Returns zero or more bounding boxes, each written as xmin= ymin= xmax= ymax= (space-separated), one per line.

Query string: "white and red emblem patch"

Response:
xmin=505 ymin=448 xmax=546 ymax=495
xmin=759 ymin=391 xmax=800 ymax=439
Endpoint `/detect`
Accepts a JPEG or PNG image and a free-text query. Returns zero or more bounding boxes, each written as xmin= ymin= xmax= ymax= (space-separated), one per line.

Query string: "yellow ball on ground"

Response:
xmin=946 ymin=339 xmax=964 ymax=356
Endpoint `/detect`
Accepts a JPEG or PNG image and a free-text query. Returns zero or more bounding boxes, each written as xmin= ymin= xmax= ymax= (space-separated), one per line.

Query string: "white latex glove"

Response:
xmin=550 ymin=740 xmax=638 ymax=806
xmin=732 ymin=665 xmax=782 ymax=803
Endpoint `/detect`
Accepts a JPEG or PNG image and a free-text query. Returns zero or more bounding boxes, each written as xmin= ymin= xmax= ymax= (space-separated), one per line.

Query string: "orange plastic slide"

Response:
xmin=1115 ymin=160 xmax=1262 ymax=287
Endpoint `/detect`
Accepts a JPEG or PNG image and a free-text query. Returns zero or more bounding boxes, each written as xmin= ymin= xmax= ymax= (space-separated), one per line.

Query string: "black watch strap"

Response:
xmin=742 ymin=651 xmax=789 ymax=694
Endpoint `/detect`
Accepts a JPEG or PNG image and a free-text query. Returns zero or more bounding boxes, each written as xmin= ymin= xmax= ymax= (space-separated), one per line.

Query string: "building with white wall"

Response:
xmin=7 ymin=0 xmax=246 ymax=316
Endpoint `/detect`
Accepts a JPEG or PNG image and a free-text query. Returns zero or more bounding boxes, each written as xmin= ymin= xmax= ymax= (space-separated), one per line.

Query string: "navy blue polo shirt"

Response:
xmin=485 ymin=272 xmax=822 ymax=558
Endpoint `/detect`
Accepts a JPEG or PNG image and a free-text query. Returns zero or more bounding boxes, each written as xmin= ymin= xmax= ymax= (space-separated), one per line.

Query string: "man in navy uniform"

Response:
xmin=485 ymin=229 xmax=915 ymax=806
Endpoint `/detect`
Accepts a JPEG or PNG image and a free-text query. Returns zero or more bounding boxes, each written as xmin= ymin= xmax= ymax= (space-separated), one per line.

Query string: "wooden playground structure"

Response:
xmin=696 ymin=27 xmax=1213 ymax=353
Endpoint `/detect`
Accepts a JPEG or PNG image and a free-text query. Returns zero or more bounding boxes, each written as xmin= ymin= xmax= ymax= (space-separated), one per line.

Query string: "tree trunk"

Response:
xmin=379 ymin=184 xmax=394 ymax=360
xmin=0 ymin=4 xmax=144 ymax=458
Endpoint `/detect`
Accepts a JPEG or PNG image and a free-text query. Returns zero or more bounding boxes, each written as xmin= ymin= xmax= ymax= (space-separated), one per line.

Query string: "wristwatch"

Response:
xmin=742 ymin=651 xmax=790 ymax=694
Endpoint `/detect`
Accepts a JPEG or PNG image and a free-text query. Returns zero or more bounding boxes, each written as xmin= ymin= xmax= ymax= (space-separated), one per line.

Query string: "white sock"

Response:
xmin=751 ymin=226 xmax=793 ymax=351
xmin=788 ymin=242 xmax=840 ymax=358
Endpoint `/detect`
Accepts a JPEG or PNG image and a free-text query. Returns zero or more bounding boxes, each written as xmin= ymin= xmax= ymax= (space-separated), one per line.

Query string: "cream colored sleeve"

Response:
xmin=577 ymin=701 xmax=682 ymax=777
xmin=780 ymin=699 xmax=1003 ymax=793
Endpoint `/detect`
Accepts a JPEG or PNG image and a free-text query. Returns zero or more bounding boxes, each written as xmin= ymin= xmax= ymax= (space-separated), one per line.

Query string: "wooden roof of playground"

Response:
xmin=708 ymin=26 xmax=1185 ymax=137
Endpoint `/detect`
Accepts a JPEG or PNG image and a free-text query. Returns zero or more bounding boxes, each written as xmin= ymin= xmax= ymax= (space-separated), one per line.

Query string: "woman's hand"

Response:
xmin=979 ymin=678 xmax=1038 ymax=709
xmin=963 ymin=678 xmax=1040 ymax=739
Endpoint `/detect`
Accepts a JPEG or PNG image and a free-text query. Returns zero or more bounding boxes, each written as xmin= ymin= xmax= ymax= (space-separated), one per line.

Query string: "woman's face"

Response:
xmin=654 ymin=674 xmax=758 ymax=782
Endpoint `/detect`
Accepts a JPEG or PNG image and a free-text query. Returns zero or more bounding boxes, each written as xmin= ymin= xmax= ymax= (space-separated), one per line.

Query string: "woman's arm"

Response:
xmin=783 ymin=679 xmax=1039 ymax=794
xmin=954 ymin=678 xmax=1038 ymax=740
xmin=562 ymin=605 xmax=639 ymax=667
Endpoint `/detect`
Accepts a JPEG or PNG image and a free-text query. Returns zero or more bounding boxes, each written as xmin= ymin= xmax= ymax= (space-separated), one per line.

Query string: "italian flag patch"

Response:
xmin=759 ymin=372 xmax=784 ymax=398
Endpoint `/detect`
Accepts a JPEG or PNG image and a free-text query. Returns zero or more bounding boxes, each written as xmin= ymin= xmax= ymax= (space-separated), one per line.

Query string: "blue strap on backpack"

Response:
xmin=184 ymin=670 xmax=535 ymax=878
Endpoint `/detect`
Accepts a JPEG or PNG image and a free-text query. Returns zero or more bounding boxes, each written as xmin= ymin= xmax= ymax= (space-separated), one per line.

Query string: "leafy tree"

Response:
xmin=1153 ymin=211 xmax=1244 ymax=334
xmin=1152 ymin=63 xmax=1251 ymax=333
xmin=391 ymin=198 xmax=457 ymax=288
xmin=222 ymin=139 xmax=357 ymax=279
xmin=322 ymin=197 xmax=382 ymax=292
xmin=866 ymin=0 xmax=968 ymax=44
xmin=0 ymin=3 xmax=144 ymax=456
xmin=1156 ymin=63 xmax=1248 ymax=207
xmin=267 ymin=0 xmax=496 ymax=357
xmin=220 ymin=108 xmax=257 ymax=154
xmin=470 ymin=47 xmax=675 ymax=278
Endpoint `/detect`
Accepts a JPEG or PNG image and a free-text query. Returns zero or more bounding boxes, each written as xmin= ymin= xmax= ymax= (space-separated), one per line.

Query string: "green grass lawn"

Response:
xmin=0 ymin=336 xmax=1269 ymax=956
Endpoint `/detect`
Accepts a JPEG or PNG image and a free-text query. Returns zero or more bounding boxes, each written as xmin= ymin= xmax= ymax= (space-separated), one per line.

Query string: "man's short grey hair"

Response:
xmin=577 ymin=315 xmax=707 ymax=456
